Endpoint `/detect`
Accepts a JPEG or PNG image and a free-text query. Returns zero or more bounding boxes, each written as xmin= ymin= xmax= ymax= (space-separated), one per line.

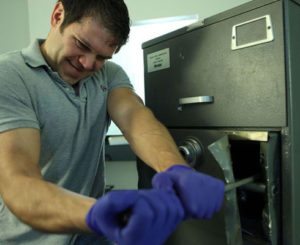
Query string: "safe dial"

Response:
xmin=178 ymin=137 xmax=203 ymax=168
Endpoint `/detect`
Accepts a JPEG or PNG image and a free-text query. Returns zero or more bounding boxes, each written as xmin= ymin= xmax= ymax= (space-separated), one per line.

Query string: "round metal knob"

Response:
xmin=178 ymin=137 xmax=203 ymax=167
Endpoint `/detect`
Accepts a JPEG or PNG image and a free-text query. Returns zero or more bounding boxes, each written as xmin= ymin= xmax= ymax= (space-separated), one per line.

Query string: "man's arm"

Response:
xmin=108 ymin=88 xmax=225 ymax=219
xmin=0 ymin=128 xmax=95 ymax=233
xmin=108 ymin=88 xmax=187 ymax=172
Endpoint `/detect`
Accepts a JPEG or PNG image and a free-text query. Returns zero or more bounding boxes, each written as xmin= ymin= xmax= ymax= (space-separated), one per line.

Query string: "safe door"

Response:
xmin=137 ymin=129 xmax=281 ymax=245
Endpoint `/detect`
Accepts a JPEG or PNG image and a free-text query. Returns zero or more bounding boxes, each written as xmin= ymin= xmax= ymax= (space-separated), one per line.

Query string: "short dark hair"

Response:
xmin=58 ymin=0 xmax=130 ymax=52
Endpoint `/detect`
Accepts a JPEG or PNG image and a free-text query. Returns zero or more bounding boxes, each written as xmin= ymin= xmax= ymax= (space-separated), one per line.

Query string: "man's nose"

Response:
xmin=79 ymin=54 xmax=99 ymax=71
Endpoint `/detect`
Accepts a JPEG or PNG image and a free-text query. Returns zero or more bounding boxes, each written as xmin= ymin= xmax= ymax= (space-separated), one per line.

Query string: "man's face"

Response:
xmin=44 ymin=4 xmax=118 ymax=85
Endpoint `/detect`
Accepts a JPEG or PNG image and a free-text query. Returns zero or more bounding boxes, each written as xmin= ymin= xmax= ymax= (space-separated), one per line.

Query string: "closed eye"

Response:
xmin=75 ymin=38 xmax=89 ymax=51
xmin=73 ymin=36 xmax=113 ymax=61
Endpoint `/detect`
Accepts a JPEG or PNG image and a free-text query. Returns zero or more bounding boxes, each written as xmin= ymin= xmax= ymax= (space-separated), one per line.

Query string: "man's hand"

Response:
xmin=86 ymin=189 xmax=184 ymax=245
xmin=152 ymin=165 xmax=225 ymax=219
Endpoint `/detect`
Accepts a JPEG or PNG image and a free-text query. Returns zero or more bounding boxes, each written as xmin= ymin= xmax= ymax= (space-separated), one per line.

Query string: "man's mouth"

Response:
xmin=68 ymin=59 xmax=83 ymax=72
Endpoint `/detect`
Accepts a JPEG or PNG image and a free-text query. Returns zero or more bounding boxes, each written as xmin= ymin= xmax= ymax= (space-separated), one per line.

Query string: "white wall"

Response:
xmin=0 ymin=0 xmax=251 ymax=52
xmin=0 ymin=0 xmax=30 ymax=54
xmin=27 ymin=0 xmax=56 ymax=41
xmin=125 ymin=0 xmax=251 ymax=21
xmin=26 ymin=0 xmax=251 ymax=41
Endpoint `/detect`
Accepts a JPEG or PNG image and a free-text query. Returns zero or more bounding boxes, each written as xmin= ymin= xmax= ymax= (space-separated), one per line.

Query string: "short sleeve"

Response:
xmin=0 ymin=64 xmax=39 ymax=133
xmin=104 ymin=61 xmax=134 ymax=91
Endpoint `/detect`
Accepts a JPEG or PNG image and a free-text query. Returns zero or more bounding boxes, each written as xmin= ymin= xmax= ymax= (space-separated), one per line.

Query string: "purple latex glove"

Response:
xmin=152 ymin=165 xmax=225 ymax=219
xmin=86 ymin=189 xmax=184 ymax=245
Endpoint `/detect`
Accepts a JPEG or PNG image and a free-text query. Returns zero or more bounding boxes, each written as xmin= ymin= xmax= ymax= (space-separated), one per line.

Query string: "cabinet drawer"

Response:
xmin=143 ymin=1 xmax=286 ymax=128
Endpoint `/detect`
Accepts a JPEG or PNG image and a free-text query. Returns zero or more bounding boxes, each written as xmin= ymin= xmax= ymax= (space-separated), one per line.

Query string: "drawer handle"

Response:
xmin=179 ymin=96 xmax=214 ymax=105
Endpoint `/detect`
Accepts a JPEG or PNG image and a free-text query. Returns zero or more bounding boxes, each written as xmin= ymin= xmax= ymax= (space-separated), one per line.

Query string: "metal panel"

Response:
xmin=137 ymin=130 xmax=281 ymax=245
xmin=138 ymin=0 xmax=300 ymax=244
xmin=281 ymin=0 xmax=300 ymax=244
xmin=142 ymin=0 xmax=280 ymax=49
xmin=143 ymin=1 xmax=286 ymax=127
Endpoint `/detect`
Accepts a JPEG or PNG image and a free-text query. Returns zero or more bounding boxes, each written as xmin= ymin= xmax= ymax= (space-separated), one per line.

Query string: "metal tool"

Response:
xmin=225 ymin=175 xmax=259 ymax=192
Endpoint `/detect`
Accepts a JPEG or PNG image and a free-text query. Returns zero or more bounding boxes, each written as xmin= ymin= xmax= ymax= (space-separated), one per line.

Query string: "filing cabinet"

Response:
xmin=137 ymin=0 xmax=300 ymax=244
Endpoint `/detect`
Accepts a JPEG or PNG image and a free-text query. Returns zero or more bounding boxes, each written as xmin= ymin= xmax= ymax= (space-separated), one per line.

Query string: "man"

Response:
xmin=0 ymin=0 xmax=224 ymax=244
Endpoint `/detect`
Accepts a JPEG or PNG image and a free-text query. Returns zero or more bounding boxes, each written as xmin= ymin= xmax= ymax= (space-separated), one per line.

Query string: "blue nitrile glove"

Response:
xmin=86 ymin=189 xmax=184 ymax=245
xmin=152 ymin=165 xmax=225 ymax=219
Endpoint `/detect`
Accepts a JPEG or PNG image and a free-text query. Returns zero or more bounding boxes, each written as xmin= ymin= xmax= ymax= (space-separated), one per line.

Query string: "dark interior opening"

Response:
xmin=229 ymin=140 xmax=268 ymax=243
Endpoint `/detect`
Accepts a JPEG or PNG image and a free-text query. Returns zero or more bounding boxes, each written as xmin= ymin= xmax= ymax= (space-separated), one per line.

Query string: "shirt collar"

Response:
xmin=21 ymin=39 xmax=51 ymax=69
xmin=21 ymin=39 xmax=97 ymax=85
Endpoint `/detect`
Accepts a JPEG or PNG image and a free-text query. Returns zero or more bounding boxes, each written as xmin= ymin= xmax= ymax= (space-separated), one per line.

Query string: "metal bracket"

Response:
xmin=231 ymin=15 xmax=274 ymax=50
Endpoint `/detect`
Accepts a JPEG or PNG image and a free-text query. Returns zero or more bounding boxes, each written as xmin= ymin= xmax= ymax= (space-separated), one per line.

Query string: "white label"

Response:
xmin=147 ymin=48 xmax=170 ymax=73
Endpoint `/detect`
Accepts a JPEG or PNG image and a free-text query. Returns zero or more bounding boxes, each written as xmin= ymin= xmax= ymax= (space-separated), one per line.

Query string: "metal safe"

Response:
xmin=136 ymin=0 xmax=300 ymax=244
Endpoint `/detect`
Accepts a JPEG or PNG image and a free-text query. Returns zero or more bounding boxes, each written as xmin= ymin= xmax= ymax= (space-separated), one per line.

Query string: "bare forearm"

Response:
xmin=2 ymin=175 xmax=96 ymax=233
xmin=108 ymin=88 xmax=186 ymax=171
xmin=122 ymin=107 xmax=186 ymax=172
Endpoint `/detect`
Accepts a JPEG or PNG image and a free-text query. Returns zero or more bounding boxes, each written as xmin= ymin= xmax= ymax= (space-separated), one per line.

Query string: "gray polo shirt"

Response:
xmin=0 ymin=40 xmax=133 ymax=244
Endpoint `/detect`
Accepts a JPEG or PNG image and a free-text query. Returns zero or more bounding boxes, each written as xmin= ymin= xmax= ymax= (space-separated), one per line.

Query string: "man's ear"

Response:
xmin=50 ymin=2 xmax=65 ymax=28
